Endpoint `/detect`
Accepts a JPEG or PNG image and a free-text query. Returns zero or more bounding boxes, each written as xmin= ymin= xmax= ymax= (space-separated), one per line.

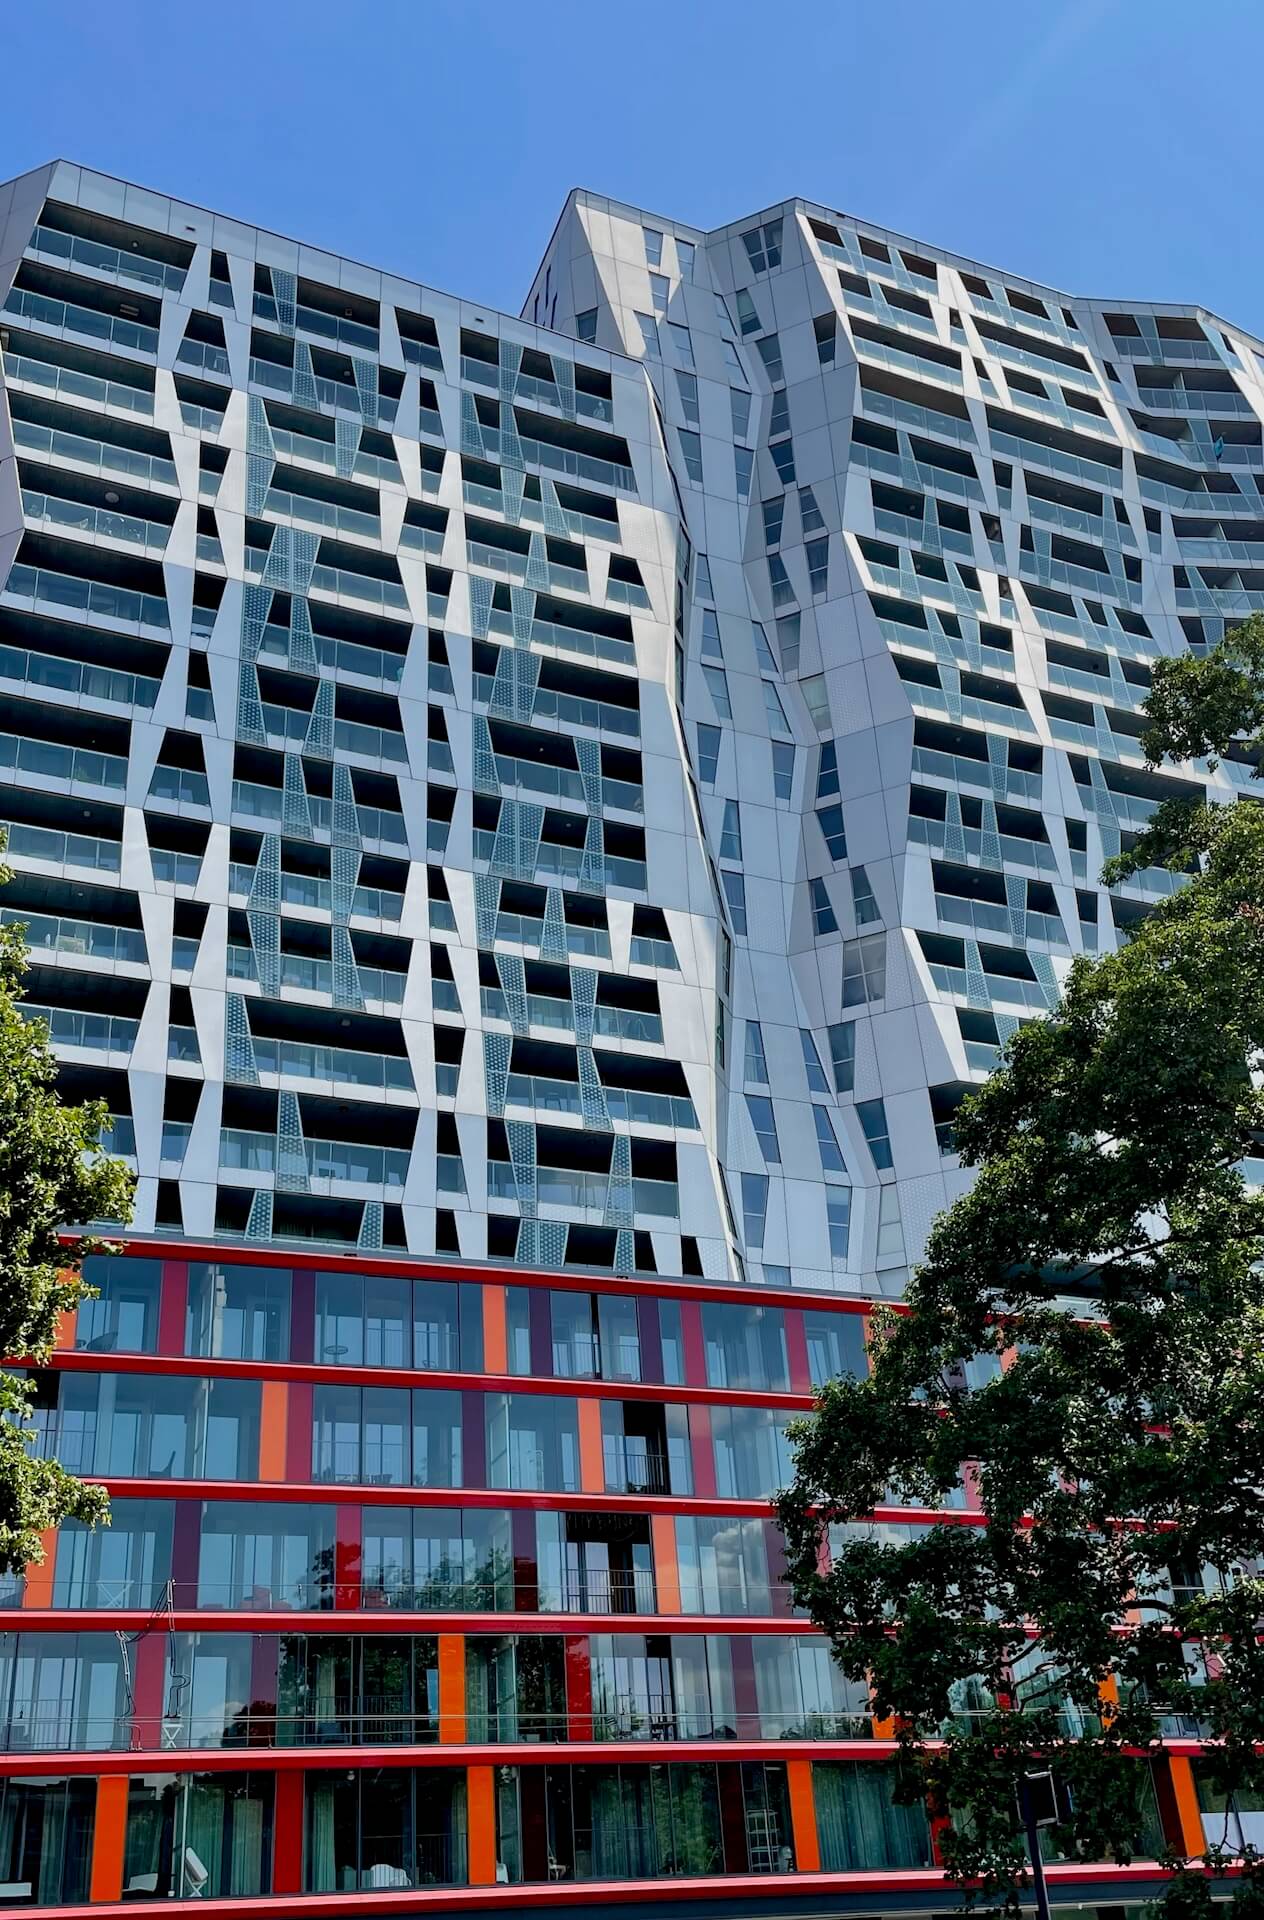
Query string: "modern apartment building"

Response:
xmin=0 ymin=158 xmax=1247 ymax=1912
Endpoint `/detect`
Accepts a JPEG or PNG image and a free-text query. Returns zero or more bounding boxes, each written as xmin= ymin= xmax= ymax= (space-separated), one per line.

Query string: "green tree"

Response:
xmin=0 ymin=869 xmax=134 ymax=1573
xmin=777 ymin=616 xmax=1264 ymax=1914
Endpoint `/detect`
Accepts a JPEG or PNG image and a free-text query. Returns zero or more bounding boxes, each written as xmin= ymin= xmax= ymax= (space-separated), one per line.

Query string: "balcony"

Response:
xmin=21 ymin=489 xmax=170 ymax=557
xmin=251 ymin=1034 xmax=414 ymax=1093
xmin=227 ymin=863 xmax=405 ymax=921
xmin=0 ymin=639 xmax=158 ymax=711
xmin=226 ymin=943 xmax=406 ymax=1005
xmin=11 ymin=416 xmax=177 ymax=491
xmin=486 ymin=1160 xmax=678 ymax=1218
xmin=3 ymin=347 xmax=152 ymax=417
xmin=0 ymin=817 xmax=120 ymax=874
xmin=20 ymin=1003 xmax=138 ymax=1054
xmin=255 ymin=620 xmax=406 ymax=690
xmin=0 ymin=909 xmax=146 ymax=967
xmin=3 ymin=285 xmax=158 ymax=356
xmin=0 ymin=730 xmax=127 ymax=793
xmin=219 ymin=1127 xmax=410 ymax=1189
xmin=2 ymin=560 xmax=167 ymax=631
xmin=253 ymin=291 xmax=379 ymax=356
xmin=27 ymin=221 xmax=186 ymax=295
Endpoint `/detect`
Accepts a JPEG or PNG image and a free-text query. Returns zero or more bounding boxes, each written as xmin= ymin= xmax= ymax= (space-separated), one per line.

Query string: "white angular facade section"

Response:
xmin=0 ymin=161 xmax=1251 ymax=1297
xmin=528 ymin=189 xmax=1253 ymax=1288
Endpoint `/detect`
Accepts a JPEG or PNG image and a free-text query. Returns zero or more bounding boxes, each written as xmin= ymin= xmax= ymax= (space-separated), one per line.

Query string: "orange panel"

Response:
xmin=90 ymin=1774 xmax=129 ymax=1903
xmin=258 ymin=1381 xmax=289 ymax=1482
xmin=1168 ymin=1757 xmax=1207 ymax=1856
xmin=577 ymin=1397 xmax=605 ymax=1494
xmin=651 ymin=1514 xmax=680 ymax=1615
xmin=467 ymin=1764 xmax=497 ymax=1886
xmin=786 ymin=1758 xmax=820 ymax=1871
xmin=438 ymin=1634 xmax=466 ymax=1745
xmin=22 ymin=1529 xmax=57 ymax=1610
xmin=483 ymin=1286 xmax=507 ymax=1375
xmin=54 ymin=1308 xmax=78 ymax=1351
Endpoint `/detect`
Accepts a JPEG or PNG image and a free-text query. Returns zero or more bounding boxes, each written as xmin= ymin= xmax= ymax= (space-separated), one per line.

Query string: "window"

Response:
xmin=741 ymin=220 xmax=783 ymax=272
xmin=815 ymin=312 xmax=838 ymax=364
xmin=676 ymin=239 xmax=696 ymax=275
xmin=851 ymin=865 xmax=880 ymax=924
xmin=807 ymin=537 xmax=830 ymax=596
xmin=804 ymin=1309 xmax=866 ymax=1384
xmin=643 ymin=227 xmax=664 ymax=266
xmin=768 ymin=553 xmax=794 ymax=607
xmin=678 ymin=428 xmax=704 ymax=485
xmin=735 ymin=445 xmax=754 ymax=500
xmin=858 ymin=1098 xmax=894 ymax=1171
xmin=698 ymin=609 xmax=723 ymax=662
xmin=770 ymin=438 xmax=797 ymax=483
xmin=744 ymin=1020 xmax=769 ymax=1086
xmin=772 ymin=740 xmax=795 ymax=802
xmin=800 ymin=673 xmax=830 ymax=731
xmin=814 ymin=1104 xmax=849 ymax=1176
xmin=762 ymin=496 xmax=785 ymax=547
xmin=730 ymin=387 xmax=751 ymax=438
xmin=776 ymin=612 xmax=801 ymax=673
xmin=696 ymin=723 xmax=721 ymax=785
xmin=695 ymin=553 xmax=713 ymax=599
xmin=634 ymin=312 xmax=660 ymax=357
xmin=811 ymin=877 xmax=838 ymax=935
xmin=746 ymin=1093 xmax=781 ymax=1164
xmin=752 ymin=621 xmax=777 ymax=672
xmin=801 ymin=1029 xmax=830 ymax=1094
xmin=817 ymin=740 xmax=840 ymax=798
xmin=650 ymin=273 xmax=670 ymax=314
xmin=769 ymin=389 xmax=791 ymax=441
xmin=826 ymin=1189 xmax=853 ymax=1263
xmin=722 ymin=869 xmax=747 ymax=935
xmin=877 ymin=1183 xmax=905 ymax=1257
xmin=668 ymin=321 xmax=694 ymax=367
xmin=575 ymin=308 xmax=597 ymax=343
xmin=735 ymin=289 xmax=761 ymax=336
xmin=827 ymin=1022 xmax=856 ymax=1093
xmin=764 ymin=681 xmax=791 ymax=733
xmin=842 ymin=933 xmax=886 ymax=1005
xmin=722 ymin=338 xmax=745 ymax=379
xmin=741 ymin=1172 xmax=769 ymax=1249
xmin=756 ymin=333 xmax=784 ymax=381
xmin=720 ymin=799 xmax=743 ymax=861
xmin=674 ymin=368 xmax=700 ymax=424
xmin=702 ymin=664 xmax=731 ymax=719
xmin=817 ymin=804 xmax=847 ymax=860
xmin=800 ymin=486 xmax=826 ymax=534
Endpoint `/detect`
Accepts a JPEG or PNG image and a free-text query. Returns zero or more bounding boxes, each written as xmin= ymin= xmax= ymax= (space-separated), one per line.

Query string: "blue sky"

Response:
xmin=6 ymin=0 xmax=1264 ymax=329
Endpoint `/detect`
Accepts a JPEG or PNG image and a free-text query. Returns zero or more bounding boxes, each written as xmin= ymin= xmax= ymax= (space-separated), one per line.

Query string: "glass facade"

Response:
xmin=0 ymin=158 xmax=1227 ymax=1911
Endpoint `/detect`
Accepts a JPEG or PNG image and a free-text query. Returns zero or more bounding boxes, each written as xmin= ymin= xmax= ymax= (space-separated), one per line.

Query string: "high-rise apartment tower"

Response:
xmin=0 ymin=159 xmax=1245 ymax=1911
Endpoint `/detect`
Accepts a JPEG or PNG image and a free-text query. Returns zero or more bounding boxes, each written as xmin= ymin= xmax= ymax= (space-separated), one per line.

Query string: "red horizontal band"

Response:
xmin=20 ymin=1347 xmax=820 ymax=1413
xmin=0 ymin=1856 xmax=1190 ymax=1920
xmin=0 ymin=1607 xmax=816 ymax=1636
xmin=58 ymin=1232 xmax=883 ymax=1318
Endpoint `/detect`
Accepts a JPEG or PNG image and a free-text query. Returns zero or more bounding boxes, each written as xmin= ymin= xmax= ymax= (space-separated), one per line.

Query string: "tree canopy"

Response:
xmin=777 ymin=616 xmax=1264 ymax=1915
xmin=0 ymin=876 xmax=134 ymax=1573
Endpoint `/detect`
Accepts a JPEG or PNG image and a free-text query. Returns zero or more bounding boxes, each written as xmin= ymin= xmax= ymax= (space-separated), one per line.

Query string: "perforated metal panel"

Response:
xmin=225 ymin=994 xmax=259 ymax=1085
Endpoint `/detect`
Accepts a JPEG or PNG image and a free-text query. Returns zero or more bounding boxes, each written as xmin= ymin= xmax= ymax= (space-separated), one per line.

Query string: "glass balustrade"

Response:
xmin=0 ymin=730 xmax=127 ymax=790
xmin=219 ymin=1127 xmax=409 ymax=1187
xmin=0 ymin=640 xmax=158 ymax=707
xmin=28 ymin=221 xmax=186 ymax=293
xmin=21 ymin=489 xmax=170 ymax=554
xmin=3 ymin=561 xmax=168 ymax=628
xmin=0 ymin=818 xmax=120 ymax=872
xmin=11 ymin=416 xmax=177 ymax=487
xmin=4 ymin=349 xmax=153 ymax=415
xmin=20 ymin=1003 xmax=138 ymax=1051
xmin=252 ymin=1035 xmax=413 ymax=1091
xmin=0 ymin=908 xmax=145 ymax=964
xmin=3 ymin=285 xmax=158 ymax=354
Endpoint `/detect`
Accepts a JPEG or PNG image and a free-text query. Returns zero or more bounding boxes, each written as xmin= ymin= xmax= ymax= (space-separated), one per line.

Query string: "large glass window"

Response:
xmin=804 ymin=1310 xmax=869 ymax=1387
xmin=124 ymin=1772 xmax=273 ymax=1898
xmin=186 ymin=1263 xmax=289 ymax=1360
xmin=813 ymin=1761 xmax=933 ymax=1870
xmin=711 ymin=1405 xmax=796 ymax=1499
xmin=276 ymin=1634 xmax=438 ymax=1746
xmin=674 ymin=1516 xmax=772 ymax=1615
xmin=0 ymin=1632 xmax=131 ymax=1752
xmin=46 ymin=1373 xmax=260 ymax=1480
xmin=75 ymin=1254 xmax=161 ymax=1353
xmin=465 ymin=1634 xmax=566 ymax=1742
xmin=0 ymin=1776 xmax=95 ymax=1905
xmin=539 ymin=1762 xmax=724 ymax=1881
xmin=485 ymin=1393 xmax=579 ymax=1491
xmin=197 ymin=1500 xmax=335 ymax=1611
xmin=311 ymin=1387 xmax=462 ymax=1487
xmin=701 ymin=1302 xmax=789 ymax=1391
xmin=54 ymin=1497 xmax=173 ymax=1609
xmin=305 ymin=1766 xmax=467 ymax=1890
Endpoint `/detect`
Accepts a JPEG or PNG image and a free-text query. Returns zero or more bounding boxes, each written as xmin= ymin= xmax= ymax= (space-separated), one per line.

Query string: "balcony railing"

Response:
xmin=0 ymin=908 xmax=146 ymax=965
xmin=21 ymin=489 xmax=170 ymax=556
xmin=251 ymin=1035 xmax=414 ymax=1092
xmin=3 ymin=349 xmax=152 ymax=416
xmin=27 ymin=221 xmax=186 ymax=294
xmin=3 ymin=286 xmax=158 ymax=355
xmin=12 ymin=416 xmax=177 ymax=489
xmin=0 ymin=730 xmax=127 ymax=791
xmin=3 ymin=561 xmax=168 ymax=629
xmin=19 ymin=1004 xmax=138 ymax=1052
xmin=219 ymin=1127 xmax=410 ymax=1188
